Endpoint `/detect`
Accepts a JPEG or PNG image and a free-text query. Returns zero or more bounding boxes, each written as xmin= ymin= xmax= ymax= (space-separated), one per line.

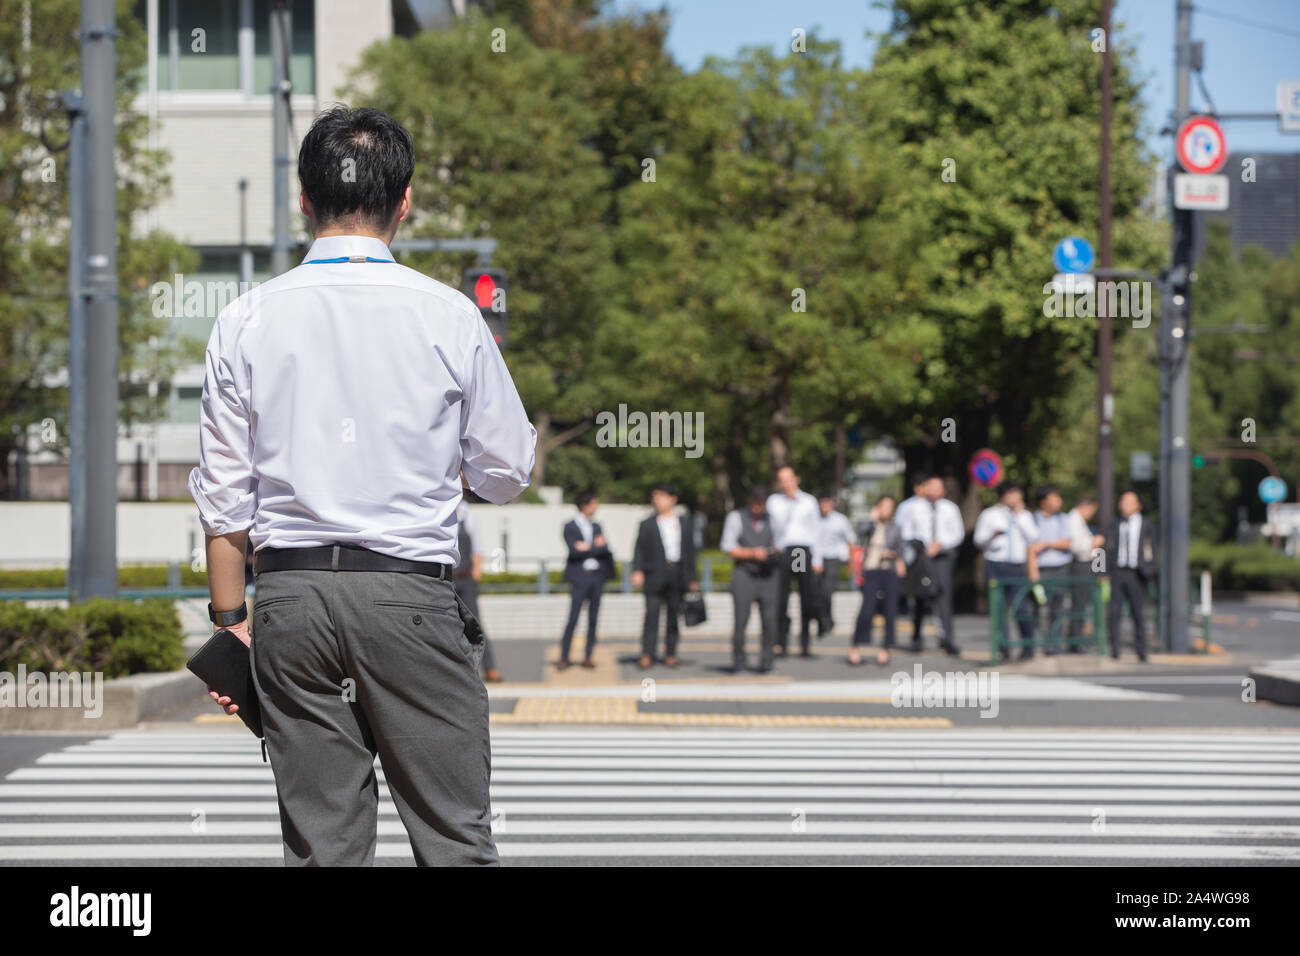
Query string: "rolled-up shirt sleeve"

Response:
xmin=458 ymin=309 xmax=537 ymax=504
xmin=187 ymin=317 xmax=257 ymax=535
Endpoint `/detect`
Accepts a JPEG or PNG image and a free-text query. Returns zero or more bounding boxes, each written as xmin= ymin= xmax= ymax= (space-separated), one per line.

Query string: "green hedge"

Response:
xmin=0 ymin=565 xmax=210 ymax=591
xmin=1189 ymin=542 xmax=1300 ymax=592
xmin=0 ymin=599 xmax=184 ymax=677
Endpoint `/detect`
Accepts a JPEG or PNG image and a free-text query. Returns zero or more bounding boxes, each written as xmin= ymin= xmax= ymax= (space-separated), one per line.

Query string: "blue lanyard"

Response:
xmin=303 ymin=256 xmax=394 ymax=264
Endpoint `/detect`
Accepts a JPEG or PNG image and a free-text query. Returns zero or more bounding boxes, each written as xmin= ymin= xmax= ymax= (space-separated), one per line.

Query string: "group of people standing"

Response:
xmin=465 ymin=473 xmax=1156 ymax=680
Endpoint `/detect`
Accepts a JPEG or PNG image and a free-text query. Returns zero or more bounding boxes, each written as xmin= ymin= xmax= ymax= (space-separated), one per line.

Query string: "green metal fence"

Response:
xmin=988 ymin=575 xmax=1107 ymax=665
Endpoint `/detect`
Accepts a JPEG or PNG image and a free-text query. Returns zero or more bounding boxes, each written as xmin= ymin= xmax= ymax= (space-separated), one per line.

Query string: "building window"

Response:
xmin=135 ymin=0 xmax=314 ymax=95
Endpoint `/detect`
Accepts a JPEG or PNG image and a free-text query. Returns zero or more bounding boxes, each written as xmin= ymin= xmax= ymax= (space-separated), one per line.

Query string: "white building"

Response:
xmin=16 ymin=0 xmax=487 ymax=500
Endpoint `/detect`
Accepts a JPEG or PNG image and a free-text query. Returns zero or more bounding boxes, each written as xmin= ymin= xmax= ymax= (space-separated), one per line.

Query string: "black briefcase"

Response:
xmin=681 ymin=591 xmax=708 ymax=627
xmin=901 ymin=547 xmax=941 ymax=602
xmin=186 ymin=628 xmax=263 ymax=738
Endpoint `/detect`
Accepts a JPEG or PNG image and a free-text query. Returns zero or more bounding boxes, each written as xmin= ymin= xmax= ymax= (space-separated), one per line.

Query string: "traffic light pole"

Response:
xmin=1162 ymin=0 xmax=1194 ymax=654
xmin=78 ymin=0 xmax=119 ymax=600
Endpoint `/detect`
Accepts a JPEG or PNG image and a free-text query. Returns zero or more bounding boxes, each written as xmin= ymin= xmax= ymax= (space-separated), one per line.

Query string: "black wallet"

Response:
xmin=186 ymin=628 xmax=264 ymax=738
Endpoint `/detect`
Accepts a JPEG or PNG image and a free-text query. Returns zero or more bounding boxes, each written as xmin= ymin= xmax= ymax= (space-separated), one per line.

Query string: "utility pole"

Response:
xmin=77 ymin=0 xmax=119 ymax=599
xmin=1162 ymin=0 xmax=1194 ymax=653
xmin=270 ymin=0 xmax=292 ymax=276
xmin=1097 ymin=0 xmax=1114 ymax=532
xmin=63 ymin=89 xmax=87 ymax=599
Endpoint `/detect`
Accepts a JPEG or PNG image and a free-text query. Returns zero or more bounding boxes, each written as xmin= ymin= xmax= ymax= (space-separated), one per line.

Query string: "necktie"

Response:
xmin=931 ymin=504 xmax=938 ymax=545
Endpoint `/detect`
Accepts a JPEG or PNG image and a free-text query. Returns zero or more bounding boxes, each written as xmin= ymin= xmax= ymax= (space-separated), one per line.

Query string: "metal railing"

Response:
xmin=988 ymin=575 xmax=1107 ymax=664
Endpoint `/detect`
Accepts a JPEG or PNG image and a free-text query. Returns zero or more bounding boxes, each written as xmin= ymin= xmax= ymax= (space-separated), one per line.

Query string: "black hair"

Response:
xmin=1075 ymin=493 xmax=1099 ymax=507
xmin=652 ymin=483 xmax=677 ymax=498
xmin=1120 ymin=489 xmax=1143 ymax=508
xmin=914 ymin=473 xmax=936 ymax=486
xmin=874 ymin=493 xmax=896 ymax=507
xmin=298 ymin=105 xmax=414 ymax=229
xmin=995 ymin=480 xmax=1022 ymax=498
xmin=1033 ymin=484 xmax=1059 ymax=506
xmin=575 ymin=490 xmax=598 ymax=509
xmin=747 ymin=486 xmax=768 ymax=505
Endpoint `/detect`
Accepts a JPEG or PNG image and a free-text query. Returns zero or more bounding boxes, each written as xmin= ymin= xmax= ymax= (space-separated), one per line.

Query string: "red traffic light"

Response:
xmin=473 ymin=274 xmax=496 ymax=309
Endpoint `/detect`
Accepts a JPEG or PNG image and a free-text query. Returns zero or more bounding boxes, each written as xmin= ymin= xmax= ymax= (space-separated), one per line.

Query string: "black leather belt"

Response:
xmin=255 ymin=545 xmax=452 ymax=580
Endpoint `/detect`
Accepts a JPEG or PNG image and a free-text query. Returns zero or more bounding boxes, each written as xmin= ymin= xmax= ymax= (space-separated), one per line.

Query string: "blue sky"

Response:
xmin=630 ymin=0 xmax=1300 ymax=158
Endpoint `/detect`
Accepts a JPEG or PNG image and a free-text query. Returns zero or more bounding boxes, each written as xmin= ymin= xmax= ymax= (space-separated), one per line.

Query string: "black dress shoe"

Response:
xmin=799 ymin=650 xmax=815 ymax=659
xmin=733 ymin=659 xmax=748 ymax=673
xmin=910 ymin=641 xmax=923 ymax=653
xmin=1017 ymin=652 xmax=1035 ymax=662
xmin=941 ymin=642 xmax=960 ymax=657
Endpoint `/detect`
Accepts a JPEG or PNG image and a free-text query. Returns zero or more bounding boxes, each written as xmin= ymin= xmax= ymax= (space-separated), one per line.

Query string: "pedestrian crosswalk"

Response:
xmin=1 ymin=728 xmax=1298 ymax=864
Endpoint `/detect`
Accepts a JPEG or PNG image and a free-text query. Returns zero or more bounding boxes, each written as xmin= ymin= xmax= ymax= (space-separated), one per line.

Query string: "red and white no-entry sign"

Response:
xmin=1176 ymin=116 xmax=1228 ymax=175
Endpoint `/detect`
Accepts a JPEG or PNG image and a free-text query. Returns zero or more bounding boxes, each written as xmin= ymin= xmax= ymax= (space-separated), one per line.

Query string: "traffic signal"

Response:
xmin=1192 ymin=454 xmax=1205 ymax=469
xmin=463 ymin=267 xmax=507 ymax=347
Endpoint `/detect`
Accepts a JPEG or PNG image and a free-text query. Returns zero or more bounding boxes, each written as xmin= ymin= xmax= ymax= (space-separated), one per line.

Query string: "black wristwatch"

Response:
xmin=208 ymin=601 xmax=249 ymax=627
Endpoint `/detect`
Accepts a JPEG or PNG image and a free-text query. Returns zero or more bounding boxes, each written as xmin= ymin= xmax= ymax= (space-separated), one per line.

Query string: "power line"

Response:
xmin=1193 ymin=5 xmax=1300 ymax=40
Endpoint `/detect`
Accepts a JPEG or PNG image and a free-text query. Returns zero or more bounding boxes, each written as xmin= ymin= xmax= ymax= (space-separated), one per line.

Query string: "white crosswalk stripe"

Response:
xmin=1 ymin=728 xmax=1298 ymax=864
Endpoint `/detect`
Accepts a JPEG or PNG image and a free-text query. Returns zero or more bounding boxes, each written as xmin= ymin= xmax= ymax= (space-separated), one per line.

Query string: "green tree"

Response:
xmin=602 ymin=38 xmax=936 ymax=515
xmin=868 ymin=0 xmax=1165 ymax=520
xmin=348 ymin=15 xmax=617 ymax=486
xmin=0 ymin=0 xmax=194 ymax=498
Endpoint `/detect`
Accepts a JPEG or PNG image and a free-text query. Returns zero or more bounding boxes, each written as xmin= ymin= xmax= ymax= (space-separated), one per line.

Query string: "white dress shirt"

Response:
xmin=814 ymin=510 xmax=856 ymax=563
xmin=187 ymin=234 xmax=536 ymax=564
xmin=656 ymin=513 xmax=682 ymax=563
xmin=974 ymin=505 xmax=1039 ymax=563
xmin=1067 ymin=508 xmax=1095 ymax=561
xmin=1033 ymin=509 xmax=1073 ymax=569
xmin=895 ymin=494 xmax=965 ymax=563
xmin=1117 ymin=513 xmax=1143 ymax=568
xmin=766 ymin=490 xmax=822 ymax=564
xmin=574 ymin=513 xmax=599 ymax=571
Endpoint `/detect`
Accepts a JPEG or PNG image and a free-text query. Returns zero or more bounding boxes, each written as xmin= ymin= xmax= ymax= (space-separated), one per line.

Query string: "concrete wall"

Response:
xmin=0 ymin=501 xmax=667 ymax=572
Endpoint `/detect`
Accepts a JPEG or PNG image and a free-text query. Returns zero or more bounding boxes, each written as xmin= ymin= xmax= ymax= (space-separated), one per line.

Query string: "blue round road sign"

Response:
xmin=969 ymin=448 xmax=1003 ymax=488
xmin=1053 ymin=236 xmax=1095 ymax=274
xmin=1259 ymin=476 xmax=1287 ymax=504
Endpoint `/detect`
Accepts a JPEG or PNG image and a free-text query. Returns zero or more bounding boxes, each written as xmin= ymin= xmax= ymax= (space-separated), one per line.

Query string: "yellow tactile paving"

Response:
xmin=492 ymin=696 xmax=951 ymax=727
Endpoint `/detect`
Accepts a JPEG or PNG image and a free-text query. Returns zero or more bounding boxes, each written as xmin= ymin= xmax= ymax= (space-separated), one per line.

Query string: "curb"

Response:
xmin=1251 ymin=666 xmax=1300 ymax=708
xmin=0 ymin=669 xmax=205 ymax=731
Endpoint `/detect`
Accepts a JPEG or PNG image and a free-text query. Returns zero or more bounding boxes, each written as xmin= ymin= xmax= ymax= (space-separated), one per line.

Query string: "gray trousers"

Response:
xmin=252 ymin=568 xmax=498 ymax=866
xmin=731 ymin=569 xmax=777 ymax=668
xmin=1038 ymin=563 xmax=1072 ymax=650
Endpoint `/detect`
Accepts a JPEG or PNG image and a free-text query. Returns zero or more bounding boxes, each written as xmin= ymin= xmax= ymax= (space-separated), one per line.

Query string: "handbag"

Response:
xmin=901 ymin=544 xmax=941 ymax=601
xmin=681 ymin=591 xmax=708 ymax=627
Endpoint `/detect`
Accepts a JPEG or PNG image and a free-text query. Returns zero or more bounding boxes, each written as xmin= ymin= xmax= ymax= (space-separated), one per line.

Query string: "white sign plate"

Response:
xmin=1174 ymin=173 xmax=1229 ymax=211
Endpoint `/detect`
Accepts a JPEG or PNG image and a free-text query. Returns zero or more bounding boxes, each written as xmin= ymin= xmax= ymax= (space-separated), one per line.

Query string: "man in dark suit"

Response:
xmin=1106 ymin=489 xmax=1156 ymax=662
xmin=631 ymin=483 xmax=699 ymax=669
xmin=557 ymin=490 xmax=615 ymax=670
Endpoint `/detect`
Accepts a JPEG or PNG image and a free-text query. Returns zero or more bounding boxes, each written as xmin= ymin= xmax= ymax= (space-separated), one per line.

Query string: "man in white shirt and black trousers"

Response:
xmin=632 ymin=483 xmax=699 ymax=668
xmin=557 ymin=490 xmax=614 ymax=670
xmin=895 ymin=474 xmax=965 ymax=655
xmin=190 ymin=106 xmax=536 ymax=866
xmin=766 ymin=465 xmax=823 ymax=658
xmin=974 ymin=480 xmax=1041 ymax=662
xmin=1106 ymin=489 xmax=1155 ymax=662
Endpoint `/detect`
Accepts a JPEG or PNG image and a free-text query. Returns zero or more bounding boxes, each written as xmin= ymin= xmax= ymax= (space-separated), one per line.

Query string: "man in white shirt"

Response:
xmin=766 ymin=466 xmax=823 ymax=657
xmin=631 ymin=484 xmax=699 ymax=668
xmin=814 ymin=494 xmax=856 ymax=637
xmin=1106 ymin=489 xmax=1154 ymax=662
xmin=720 ymin=486 xmax=780 ymax=673
xmin=895 ymin=475 xmax=965 ymax=655
xmin=558 ymin=491 xmax=614 ymax=669
xmin=1065 ymin=494 xmax=1104 ymax=651
xmin=190 ymin=107 xmax=535 ymax=866
xmin=1031 ymin=485 xmax=1074 ymax=653
xmin=974 ymin=480 xmax=1040 ymax=661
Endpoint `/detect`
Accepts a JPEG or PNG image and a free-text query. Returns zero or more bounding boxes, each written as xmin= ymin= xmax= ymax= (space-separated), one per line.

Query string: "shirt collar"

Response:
xmin=301 ymin=235 xmax=394 ymax=264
